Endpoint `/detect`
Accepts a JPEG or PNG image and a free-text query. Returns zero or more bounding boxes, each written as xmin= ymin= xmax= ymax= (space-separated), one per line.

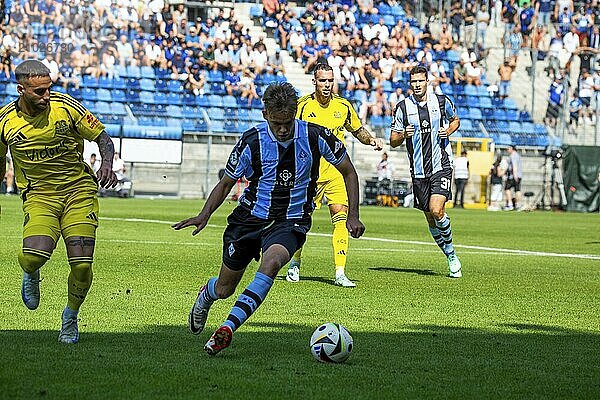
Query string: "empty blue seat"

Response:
xmin=96 ymin=101 xmax=111 ymax=114
xmin=464 ymin=85 xmax=477 ymax=96
xmin=166 ymin=105 xmax=183 ymax=118
xmin=461 ymin=119 xmax=474 ymax=131
xmin=140 ymin=78 xmax=155 ymax=91
xmin=496 ymin=121 xmax=509 ymax=132
xmin=493 ymin=109 xmax=507 ymax=120
xmin=83 ymin=75 xmax=99 ymax=88
xmin=211 ymin=120 xmax=225 ymax=133
xmin=497 ymin=133 xmax=512 ymax=145
xmin=138 ymin=116 xmax=154 ymax=126
xmin=96 ymin=88 xmax=111 ymax=102
xmin=166 ymin=92 xmax=183 ymax=105
xmin=112 ymin=90 xmax=126 ymax=102
xmin=469 ymin=108 xmax=482 ymax=120
xmin=113 ymin=77 xmax=127 ymax=90
xmin=522 ymin=122 xmax=535 ymax=134
xmin=140 ymin=91 xmax=155 ymax=104
xmin=196 ymin=96 xmax=210 ymax=107
xmin=153 ymin=92 xmax=168 ymax=104
xmin=104 ymin=124 xmax=121 ymax=137
xmin=82 ymin=100 xmax=95 ymax=112
xmin=439 ymin=83 xmax=452 ymax=94
xmin=155 ymin=79 xmax=168 ymax=91
xmin=479 ymin=97 xmax=492 ymax=108
xmin=183 ymin=93 xmax=196 ymax=106
xmin=115 ymin=65 xmax=128 ymax=77
xmin=482 ymin=108 xmax=494 ymax=119
xmin=68 ymin=87 xmax=82 ymax=99
xmin=166 ymin=118 xmax=181 ymax=127
xmin=237 ymin=108 xmax=249 ymax=119
xmin=454 ymin=94 xmax=467 ymax=107
xmin=126 ymin=90 xmax=140 ymax=103
xmin=167 ymin=80 xmax=184 ymax=93
xmin=534 ymin=124 xmax=547 ymax=135
xmin=505 ymin=109 xmax=518 ymax=121
xmin=222 ymin=95 xmax=237 ymax=108
xmin=127 ymin=66 xmax=141 ymax=79
xmin=182 ymin=119 xmax=196 ymax=131
xmin=208 ymin=95 xmax=223 ymax=107
xmin=126 ymin=78 xmax=140 ymax=90
xmin=208 ymin=70 xmax=224 ymax=83
xmin=457 ymin=107 xmax=469 ymax=119
xmin=82 ymin=88 xmax=97 ymax=101
xmin=141 ymin=66 xmax=155 ymax=79
xmin=112 ymin=103 xmax=127 ymax=115
xmin=504 ymin=98 xmax=518 ymax=109
xmin=508 ymin=121 xmax=522 ymax=134
xmin=370 ymin=115 xmax=385 ymax=128
xmin=52 ymin=86 xmax=66 ymax=94
xmin=477 ymin=85 xmax=489 ymax=96
xmin=467 ymin=96 xmax=480 ymax=107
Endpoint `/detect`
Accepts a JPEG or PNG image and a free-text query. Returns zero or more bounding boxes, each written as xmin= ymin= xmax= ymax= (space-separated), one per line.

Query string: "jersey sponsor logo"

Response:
xmin=85 ymin=113 xmax=100 ymax=129
xmin=24 ymin=139 xmax=69 ymax=162
xmin=308 ymin=112 xmax=317 ymax=118
xmin=54 ymin=120 xmax=70 ymax=137
xmin=277 ymin=169 xmax=295 ymax=187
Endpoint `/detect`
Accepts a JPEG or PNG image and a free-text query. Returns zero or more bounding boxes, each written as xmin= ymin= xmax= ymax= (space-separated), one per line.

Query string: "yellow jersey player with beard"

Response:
xmin=0 ymin=60 xmax=118 ymax=343
xmin=287 ymin=63 xmax=384 ymax=287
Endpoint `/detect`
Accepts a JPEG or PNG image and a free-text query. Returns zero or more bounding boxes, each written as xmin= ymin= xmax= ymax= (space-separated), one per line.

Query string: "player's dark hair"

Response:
xmin=313 ymin=63 xmax=333 ymax=77
xmin=409 ymin=66 xmax=428 ymax=79
xmin=15 ymin=60 xmax=51 ymax=84
xmin=262 ymin=82 xmax=298 ymax=115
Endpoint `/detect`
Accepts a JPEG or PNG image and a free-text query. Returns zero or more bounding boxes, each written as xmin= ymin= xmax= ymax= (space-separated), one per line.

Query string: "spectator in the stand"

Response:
xmin=225 ymin=65 xmax=241 ymax=96
xmin=57 ymin=60 xmax=81 ymax=89
xmin=545 ymin=75 xmax=565 ymax=127
xmin=466 ymin=60 xmax=483 ymax=86
xmin=546 ymin=31 xmax=564 ymax=78
xmin=361 ymin=19 xmax=378 ymax=42
xmin=573 ymin=6 xmax=594 ymax=41
xmin=262 ymin=0 xmax=280 ymax=21
xmin=268 ymin=47 xmax=286 ymax=76
xmin=476 ymin=4 xmax=490 ymax=47
xmin=453 ymin=59 xmax=468 ymax=85
xmin=289 ymin=26 xmax=306 ymax=62
xmin=214 ymin=42 xmax=230 ymax=71
xmin=389 ymin=87 xmax=405 ymax=111
xmin=88 ymin=153 xmax=101 ymax=175
xmin=589 ymin=26 xmax=600 ymax=51
xmin=277 ymin=12 xmax=292 ymax=51
xmin=554 ymin=0 xmax=574 ymax=21
xmin=416 ymin=43 xmax=433 ymax=66
xmin=374 ymin=18 xmax=390 ymax=43
xmin=302 ymin=38 xmax=319 ymax=73
xmin=563 ymin=25 xmax=581 ymax=69
xmin=100 ymin=48 xmax=118 ymax=79
xmin=116 ymin=34 xmax=134 ymax=67
xmin=463 ymin=2 xmax=476 ymax=47
xmin=0 ymin=41 xmax=13 ymax=80
xmin=369 ymin=85 xmax=392 ymax=119
xmin=537 ymin=0 xmax=554 ymax=27
xmin=239 ymin=69 xmax=259 ymax=106
xmin=578 ymin=69 xmax=595 ymax=123
xmin=505 ymin=25 xmax=523 ymax=64
xmin=42 ymin=53 xmax=59 ymax=82
xmin=377 ymin=152 xmax=394 ymax=182
xmin=430 ymin=59 xmax=451 ymax=86
xmin=497 ymin=58 xmax=515 ymax=99
xmin=568 ymin=91 xmax=583 ymax=132
xmin=557 ymin=6 xmax=573 ymax=36
xmin=502 ymin=0 xmax=518 ymax=32
xmin=187 ymin=64 xmax=206 ymax=96
xmin=449 ymin=2 xmax=464 ymax=44
xmin=453 ymin=149 xmax=469 ymax=208
xmin=574 ymin=37 xmax=596 ymax=77
xmin=335 ymin=4 xmax=355 ymax=26
xmin=519 ymin=2 xmax=536 ymax=47
xmin=434 ymin=23 xmax=454 ymax=51
xmin=113 ymin=152 xmax=127 ymax=182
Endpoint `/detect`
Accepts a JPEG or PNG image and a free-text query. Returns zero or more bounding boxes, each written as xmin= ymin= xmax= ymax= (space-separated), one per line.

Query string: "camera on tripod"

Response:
xmin=535 ymin=147 xmax=567 ymax=210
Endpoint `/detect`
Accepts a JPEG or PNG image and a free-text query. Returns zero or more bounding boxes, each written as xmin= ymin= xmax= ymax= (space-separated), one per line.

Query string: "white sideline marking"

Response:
xmin=99 ymin=217 xmax=600 ymax=261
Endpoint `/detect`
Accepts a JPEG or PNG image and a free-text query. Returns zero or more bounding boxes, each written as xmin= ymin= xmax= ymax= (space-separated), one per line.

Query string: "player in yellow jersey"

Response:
xmin=286 ymin=63 xmax=384 ymax=287
xmin=0 ymin=60 xmax=117 ymax=343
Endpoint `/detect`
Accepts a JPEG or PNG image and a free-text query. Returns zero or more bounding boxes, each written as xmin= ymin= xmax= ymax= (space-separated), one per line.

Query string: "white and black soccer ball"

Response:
xmin=309 ymin=322 xmax=353 ymax=363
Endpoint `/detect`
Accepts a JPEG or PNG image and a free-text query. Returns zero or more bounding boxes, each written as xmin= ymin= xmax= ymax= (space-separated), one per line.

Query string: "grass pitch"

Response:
xmin=0 ymin=196 xmax=599 ymax=399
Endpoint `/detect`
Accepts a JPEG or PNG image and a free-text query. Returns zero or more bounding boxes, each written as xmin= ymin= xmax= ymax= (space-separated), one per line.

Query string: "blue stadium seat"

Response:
xmin=166 ymin=105 xmax=183 ymax=118
xmin=104 ymin=124 xmax=121 ymax=137
xmin=182 ymin=119 xmax=196 ymax=131
xmin=536 ymin=135 xmax=549 ymax=147
xmin=5 ymin=83 xmax=17 ymax=95
xmin=505 ymin=109 xmax=518 ymax=121
xmin=52 ymin=86 xmax=66 ymax=94
xmin=519 ymin=110 xmax=532 ymax=122
xmin=457 ymin=107 xmax=469 ymax=119
xmin=224 ymin=120 xmax=238 ymax=133
xmin=508 ymin=121 xmax=522 ymax=134
xmin=126 ymin=90 xmax=140 ymax=103
xmin=453 ymin=84 xmax=465 ymax=95
xmin=113 ymin=77 xmax=127 ymax=90
xmin=454 ymin=94 xmax=467 ymax=107
xmin=469 ymin=108 xmax=482 ymax=120
xmin=96 ymin=101 xmax=111 ymax=114
xmin=82 ymin=88 xmax=97 ymax=101
xmin=467 ymin=96 xmax=480 ymax=107
xmin=522 ymin=122 xmax=535 ymax=134
xmin=141 ymin=66 xmax=155 ymax=79
xmin=167 ymin=80 xmax=184 ymax=93
xmin=166 ymin=92 xmax=183 ymax=105
xmin=140 ymin=78 xmax=155 ymax=91
xmin=379 ymin=4 xmax=392 ymax=15
xmin=196 ymin=96 xmax=210 ymax=107
xmin=249 ymin=5 xmax=262 ymax=18
xmin=238 ymin=120 xmax=251 ymax=132
xmin=154 ymin=104 xmax=167 ymax=115
xmin=166 ymin=118 xmax=181 ymax=128
xmin=477 ymin=85 xmax=489 ymax=96
xmin=156 ymin=68 xmax=170 ymax=79
xmin=138 ymin=116 xmax=154 ymax=126
xmin=504 ymin=98 xmax=518 ymax=109
xmin=67 ymin=87 xmax=82 ymax=99
xmin=127 ymin=66 xmax=141 ymax=79
xmin=497 ymin=133 xmax=512 ymax=145
xmin=155 ymin=79 xmax=168 ymax=91
xmin=391 ymin=5 xmax=405 ymax=17
xmin=251 ymin=98 xmax=263 ymax=109
xmin=369 ymin=115 xmax=385 ymax=128
xmin=249 ymin=109 xmax=263 ymax=121
xmin=152 ymin=117 xmax=167 ymax=127
xmin=446 ymin=50 xmax=460 ymax=63
xmin=126 ymin=78 xmax=140 ymax=90
xmin=183 ymin=93 xmax=196 ymax=106
xmin=194 ymin=118 xmax=208 ymax=131
xmin=493 ymin=109 xmax=507 ymax=121
xmin=183 ymin=105 xmax=197 ymax=115
xmin=210 ymin=83 xmax=226 ymax=95
xmin=140 ymin=91 xmax=155 ymax=104
xmin=153 ymin=92 xmax=168 ymax=105
xmin=481 ymin=107 xmax=494 ymax=119
xmin=115 ymin=65 xmax=128 ymax=78
xmin=496 ymin=121 xmax=509 ymax=132
xmin=383 ymin=14 xmax=395 ymax=26
xmin=464 ymin=85 xmax=477 ymax=97
xmin=111 ymin=90 xmax=126 ymax=102
xmin=98 ymin=76 xmax=113 ymax=89
xmin=96 ymin=88 xmax=111 ymax=102
xmin=211 ymin=120 xmax=225 ymax=133
xmin=112 ymin=103 xmax=127 ymax=116
xmin=223 ymin=95 xmax=237 ymax=108
xmin=83 ymin=75 xmax=99 ymax=88
xmin=237 ymin=108 xmax=249 ymax=120
xmin=224 ymin=107 xmax=237 ymax=118
xmin=209 ymin=107 xmax=226 ymax=120
xmin=440 ymin=83 xmax=452 ymax=94
xmin=479 ymin=97 xmax=492 ymax=108
xmin=208 ymin=95 xmax=223 ymax=107
xmin=534 ymin=124 xmax=548 ymax=136
xmin=461 ymin=119 xmax=474 ymax=131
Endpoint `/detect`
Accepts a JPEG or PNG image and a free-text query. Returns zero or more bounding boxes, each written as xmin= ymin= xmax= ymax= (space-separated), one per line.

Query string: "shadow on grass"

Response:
xmin=369 ymin=267 xmax=440 ymax=276
xmin=0 ymin=323 xmax=598 ymax=399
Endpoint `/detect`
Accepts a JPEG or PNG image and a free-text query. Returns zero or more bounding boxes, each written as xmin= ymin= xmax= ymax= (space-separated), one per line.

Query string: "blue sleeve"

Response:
xmin=445 ymin=96 xmax=457 ymax=120
xmin=317 ymin=127 xmax=347 ymax=166
xmin=390 ymin=102 xmax=405 ymax=132
xmin=225 ymin=138 xmax=251 ymax=179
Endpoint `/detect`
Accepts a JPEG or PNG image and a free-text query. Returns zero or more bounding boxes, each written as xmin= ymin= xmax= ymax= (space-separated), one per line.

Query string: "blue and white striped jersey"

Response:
xmin=391 ymin=93 xmax=458 ymax=178
xmin=225 ymin=120 xmax=347 ymax=220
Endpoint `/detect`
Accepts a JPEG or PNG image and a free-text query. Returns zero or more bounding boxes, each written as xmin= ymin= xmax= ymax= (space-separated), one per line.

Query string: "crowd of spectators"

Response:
xmin=0 ymin=0 xmax=286 ymax=104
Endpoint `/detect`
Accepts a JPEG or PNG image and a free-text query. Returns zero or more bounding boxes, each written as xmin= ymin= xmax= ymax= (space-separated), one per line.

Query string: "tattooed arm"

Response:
xmin=350 ymin=126 xmax=384 ymax=150
xmin=94 ymin=131 xmax=118 ymax=188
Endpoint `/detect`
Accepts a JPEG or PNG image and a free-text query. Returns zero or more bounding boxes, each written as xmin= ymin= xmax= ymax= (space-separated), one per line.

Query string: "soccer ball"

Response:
xmin=309 ymin=323 xmax=353 ymax=363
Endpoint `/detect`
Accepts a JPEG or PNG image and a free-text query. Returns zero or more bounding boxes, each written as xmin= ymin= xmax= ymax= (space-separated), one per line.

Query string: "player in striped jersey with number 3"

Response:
xmin=390 ymin=66 xmax=463 ymax=278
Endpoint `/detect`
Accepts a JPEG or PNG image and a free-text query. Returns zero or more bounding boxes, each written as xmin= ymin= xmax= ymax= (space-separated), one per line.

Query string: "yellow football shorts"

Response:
xmin=22 ymin=189 xmax=99 ymax=242
xmin=314 ymin=175 xmax=349 ymax=209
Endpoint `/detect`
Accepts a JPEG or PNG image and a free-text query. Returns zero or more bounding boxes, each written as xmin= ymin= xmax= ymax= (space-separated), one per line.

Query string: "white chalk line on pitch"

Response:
xmin=99 ymin=217 xmax=600 ymax=261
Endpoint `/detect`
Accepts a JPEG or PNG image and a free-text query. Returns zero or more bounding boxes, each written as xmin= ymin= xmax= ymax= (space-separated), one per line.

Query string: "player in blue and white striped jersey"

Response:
xmin=390 ymin=66 xmax=463 ymax=278
xmin=173 ymin=82 xmax=365 ymax=356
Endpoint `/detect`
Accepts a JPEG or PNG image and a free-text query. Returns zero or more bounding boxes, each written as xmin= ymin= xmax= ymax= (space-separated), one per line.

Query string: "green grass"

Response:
xmin=1 ymin=196 xmax=599 ymax=399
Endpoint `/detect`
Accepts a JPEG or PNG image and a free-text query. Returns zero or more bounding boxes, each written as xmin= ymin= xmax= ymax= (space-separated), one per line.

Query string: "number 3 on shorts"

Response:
xmin=441 ymin=177 xmax=450 ymax=190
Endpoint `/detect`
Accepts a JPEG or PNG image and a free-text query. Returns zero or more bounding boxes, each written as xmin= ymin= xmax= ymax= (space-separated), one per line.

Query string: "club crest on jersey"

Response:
xmin=229 ymin=151 xmax=238 ymax=166
xmin=298 ymin=150 xmax=308 ymax=163
xmin=54 ymin=120 xmax=70 ymax=136
xmin=333 ymin=111 xmax=341 ymax=118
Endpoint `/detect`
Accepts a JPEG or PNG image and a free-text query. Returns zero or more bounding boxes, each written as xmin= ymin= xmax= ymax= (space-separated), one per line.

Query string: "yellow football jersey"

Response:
xmin=297 ymin=94 xmax=362 ymax=181
xmin=0 ymin=92 xmax=105 ymax=194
